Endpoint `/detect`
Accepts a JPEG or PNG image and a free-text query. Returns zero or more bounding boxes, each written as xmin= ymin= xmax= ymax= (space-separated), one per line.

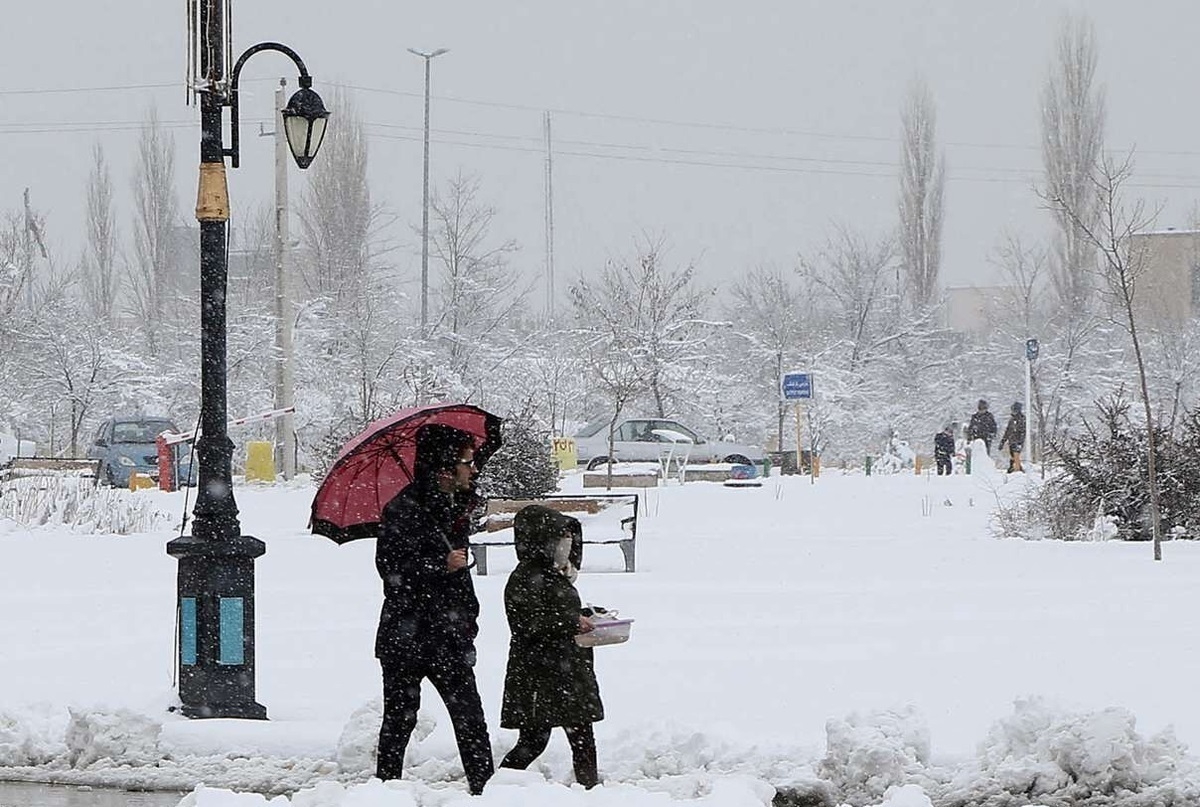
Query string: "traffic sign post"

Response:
xmin=780 ymin=372 xmax=813 ymax=402
xmin=780 ymin=372 xmax=815 ymax=483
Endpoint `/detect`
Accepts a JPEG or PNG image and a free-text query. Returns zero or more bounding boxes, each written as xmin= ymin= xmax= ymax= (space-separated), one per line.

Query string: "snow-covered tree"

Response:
xmin=476 ymin=401 xmax=559 ymax=499
xmin=1041 ymin=13 xmax=1105 ymax=318
xmin=427 ymin=172 xmax=525 ymax=384
xmin=296 ymin=90 xmax=388 ymax=306
xmin=1045 ymin=154 xmax=1162 ymax=559
xmin=897 ymin=75 xmax=946 ymax=310
xmin=727 ymin=264 xmax=814 ymax=451
xmin=81 ymin=144 xmax=120 ymax=325
xmin=128 ymin=106 xmax=181 ymax=358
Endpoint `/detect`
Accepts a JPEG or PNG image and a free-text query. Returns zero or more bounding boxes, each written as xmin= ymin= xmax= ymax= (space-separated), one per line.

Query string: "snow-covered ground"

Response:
xmin=2 ymin=463 xmax=1199 ymax=806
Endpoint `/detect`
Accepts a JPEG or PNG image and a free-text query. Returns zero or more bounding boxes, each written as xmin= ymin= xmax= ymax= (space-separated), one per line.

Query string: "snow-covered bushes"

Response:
xmin=1035 ymin=393 xmax=1200 ymax=541
xmin=0 ymin=476 xmax=176 ymax=534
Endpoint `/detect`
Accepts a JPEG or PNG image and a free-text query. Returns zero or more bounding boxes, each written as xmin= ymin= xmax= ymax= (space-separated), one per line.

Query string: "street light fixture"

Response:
xmin=407 ymin=47 xmax=449 ymax=334
xmin=168 ymin=2 xmax=329 ymax=721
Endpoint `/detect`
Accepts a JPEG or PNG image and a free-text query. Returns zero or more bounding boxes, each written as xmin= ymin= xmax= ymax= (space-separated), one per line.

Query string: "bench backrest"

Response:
xmin=0 ymin=457 xmax=101 ymax=482
xmin=483 ymin=494 xmax=638 ymax=540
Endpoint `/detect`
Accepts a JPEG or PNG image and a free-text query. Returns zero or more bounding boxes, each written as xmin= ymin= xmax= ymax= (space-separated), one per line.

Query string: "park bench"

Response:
xmin=0 ymin=457 xmax=101 ymax=484
xmin=470 ymin=493 xmax=638 ymax=576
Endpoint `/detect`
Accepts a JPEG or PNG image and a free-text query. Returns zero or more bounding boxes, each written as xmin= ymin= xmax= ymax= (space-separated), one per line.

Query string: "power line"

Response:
xmin=339 ymin=80 xmax=1200 ymax=160
xmin=0 ymin=81 xmax=180 ymax=96
xmin=7 ymin=77 xmax=1200 ymax=162
xmin=0 ymin=77 xmax=278 ymax=97
xmin=360 ymin=122 xmax=1200 ymax=189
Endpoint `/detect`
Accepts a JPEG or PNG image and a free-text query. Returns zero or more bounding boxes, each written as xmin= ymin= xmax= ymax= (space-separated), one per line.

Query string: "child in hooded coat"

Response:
xmin=498 ymin=504 xmax=603 ymax=788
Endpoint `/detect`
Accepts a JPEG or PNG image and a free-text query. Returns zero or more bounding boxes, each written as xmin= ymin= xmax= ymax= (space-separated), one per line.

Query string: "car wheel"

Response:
xmin=723 ymin=454 xmax=753 ymax=466
xmin=586 ymin=456 xmax=611 ymax=471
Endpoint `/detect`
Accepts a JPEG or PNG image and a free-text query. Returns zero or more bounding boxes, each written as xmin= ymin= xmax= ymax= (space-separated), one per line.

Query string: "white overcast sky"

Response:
xmin=4 ymin=1 xmax=1200 ymax=306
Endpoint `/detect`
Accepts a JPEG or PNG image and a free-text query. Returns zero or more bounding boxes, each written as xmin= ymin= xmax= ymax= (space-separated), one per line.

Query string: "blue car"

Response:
xmin=87 ymin=416 xmax=194 ymax=488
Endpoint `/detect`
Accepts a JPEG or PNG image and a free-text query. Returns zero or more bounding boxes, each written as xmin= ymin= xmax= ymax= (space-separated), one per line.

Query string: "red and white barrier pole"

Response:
xmin=157 ymin=406 xmax=296 ymax=489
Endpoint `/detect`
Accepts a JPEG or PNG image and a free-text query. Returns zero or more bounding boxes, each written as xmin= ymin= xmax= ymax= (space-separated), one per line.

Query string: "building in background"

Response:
xmin=944 ymin=285 xmax=1014 ymax=335
xmin=1128 ymin=229 xmax=1200 ymax=326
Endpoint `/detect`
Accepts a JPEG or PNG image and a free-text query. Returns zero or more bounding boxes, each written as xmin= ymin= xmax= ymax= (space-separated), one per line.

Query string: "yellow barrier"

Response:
xmin=245 ymin=440 xmax=275 ymax=483
xmin=129 ymin=472 xmax=155 ymax=491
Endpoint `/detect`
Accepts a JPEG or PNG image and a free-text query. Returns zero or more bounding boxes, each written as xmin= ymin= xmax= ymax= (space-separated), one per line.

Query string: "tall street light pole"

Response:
xmin=169 ymin=0 xmax=328 ymax=720
xmin=408 ymin=47 xmax=448 ymax=334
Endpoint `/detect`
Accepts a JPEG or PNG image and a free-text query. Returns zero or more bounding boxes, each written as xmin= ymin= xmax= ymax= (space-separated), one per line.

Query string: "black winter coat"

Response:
xmin=1000 ymin=413 xmax=1027 ymax=452
xmin=374 ymin=479 xmax=480 ymax=663
xmin=934 ymin=431 xmax=955 ymax=459
xmin=500 ymin=505 xmax=604 ymax=729
xmin=967 ymin=410 xmax=997 ymax=443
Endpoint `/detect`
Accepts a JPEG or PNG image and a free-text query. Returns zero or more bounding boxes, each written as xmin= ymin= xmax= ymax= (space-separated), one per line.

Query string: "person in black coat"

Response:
xmin=499 ymin=505 xmax=603 ymax=788
xmin=934 ymin=425 xmax=955 ymax=476
xmin=999 ymin=401 xmax=1027 ymax=473
xmin=967 ymin=399 xmax=997 ymax=454
xmin=374 ymin=424 xmax=494 ymax=794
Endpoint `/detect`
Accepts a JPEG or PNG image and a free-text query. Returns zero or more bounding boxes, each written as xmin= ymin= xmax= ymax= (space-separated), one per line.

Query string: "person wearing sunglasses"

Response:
xmin=374 ymin=423 xmax=494 ymax=795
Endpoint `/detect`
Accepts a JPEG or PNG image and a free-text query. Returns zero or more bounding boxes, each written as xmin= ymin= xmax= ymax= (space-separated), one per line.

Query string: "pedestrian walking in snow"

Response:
xmin=499 ymin=505 xmax=604 ymax=788
xmin=998 ymin=402 xmax=1027 ymax=473
xmin=934 ymin=426 xmax=955 ymax=476
xmin=374 ymin=424 xmax=494 ymax=794
xmin=967 ymin=400 xmax=997 ymax=454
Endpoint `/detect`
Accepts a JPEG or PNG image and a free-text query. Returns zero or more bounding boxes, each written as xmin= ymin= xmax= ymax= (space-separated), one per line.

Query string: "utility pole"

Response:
xmin=22 ymin=188 xmax=46 ymax=309
xmin=543 ymin=111 xmax=555 ymax=319
xmin=408 ymin=47 xmax=448 ymax=334
xmin=271 ymin=79 xmax=296 ymax=480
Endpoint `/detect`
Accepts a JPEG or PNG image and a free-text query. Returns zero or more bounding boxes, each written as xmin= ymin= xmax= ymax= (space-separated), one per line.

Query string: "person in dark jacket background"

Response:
xmin=967 ymin=399 xmax=997 ymax=454
xmin=934 ymin=425 xmax=955 ymax=476
xmin=499 ymin=505 xmax=603 ymax=788
xmin=999 ymin=401 xmax=1027 ymax=473
xmin=374 ymin=424 xmax=494 ymax=794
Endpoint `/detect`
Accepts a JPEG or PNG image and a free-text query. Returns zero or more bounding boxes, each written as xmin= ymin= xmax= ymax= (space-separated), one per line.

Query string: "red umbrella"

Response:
xmin=310 ymin=403 xmax=503 ymax=543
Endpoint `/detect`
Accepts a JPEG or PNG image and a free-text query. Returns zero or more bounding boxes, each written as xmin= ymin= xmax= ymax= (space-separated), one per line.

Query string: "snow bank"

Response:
xmin=64 ymin=707 xmax=163 ymax=767
xmin=0 ymin=703 xmax=68 ymax=766
xmin=818 ymin=707 xmax=932 ymax=806
xmin=939 ymin=698 xmax=1200 ymax=806
xmin=176 ymin=772 xmax=777 ymax=806
xmin=5 ymin=700 xmax=1200 ymax=806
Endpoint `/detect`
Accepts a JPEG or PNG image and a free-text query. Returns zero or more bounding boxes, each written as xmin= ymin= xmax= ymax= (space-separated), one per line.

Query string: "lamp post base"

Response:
xmin=167 ymin=532 xmax=267 ymax=720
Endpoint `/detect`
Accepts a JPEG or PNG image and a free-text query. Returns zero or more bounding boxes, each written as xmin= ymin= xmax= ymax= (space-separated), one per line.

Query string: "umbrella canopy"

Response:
xmin=310 ymin=403 xmax=503 ymax=543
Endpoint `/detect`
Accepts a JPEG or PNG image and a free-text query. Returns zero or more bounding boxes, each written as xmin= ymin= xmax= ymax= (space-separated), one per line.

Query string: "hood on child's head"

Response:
xmin=513 ymin=504 xmax=581 ymax=567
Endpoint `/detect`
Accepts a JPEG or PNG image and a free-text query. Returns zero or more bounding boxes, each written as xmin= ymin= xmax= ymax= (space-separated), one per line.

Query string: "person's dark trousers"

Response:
xmin=378 ymin=654 xmax=495 ymax=795
xmin=936 ymin=458 xmax=951 ymax=476
xmin=500 ymin=724 xmax=598 ymax=788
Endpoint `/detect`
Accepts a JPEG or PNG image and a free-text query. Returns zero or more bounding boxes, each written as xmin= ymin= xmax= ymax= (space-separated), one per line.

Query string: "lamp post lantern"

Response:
xmin=408 ymin=47 xmax=448 ymax=334
xmin=168 ymin=0 xmax=328 ymax=720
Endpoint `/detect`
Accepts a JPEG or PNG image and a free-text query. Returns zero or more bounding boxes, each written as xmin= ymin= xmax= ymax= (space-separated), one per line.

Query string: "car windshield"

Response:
xmin=574 ymin=418 xmax=611 ymax=439
xmin=112 ymin=420 xmax=176 ymax=443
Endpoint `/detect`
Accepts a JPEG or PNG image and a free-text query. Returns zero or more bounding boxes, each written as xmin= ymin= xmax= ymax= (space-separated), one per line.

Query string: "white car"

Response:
xmin=573 ymin=416 xmax=763 ymax=470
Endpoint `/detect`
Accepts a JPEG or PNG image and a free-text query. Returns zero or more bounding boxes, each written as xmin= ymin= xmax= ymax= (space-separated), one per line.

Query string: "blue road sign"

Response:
xmin=1026 ymin=338 xmax=1040 ymax=361
xmin=781 ymin=372 xmax=813 ymax=401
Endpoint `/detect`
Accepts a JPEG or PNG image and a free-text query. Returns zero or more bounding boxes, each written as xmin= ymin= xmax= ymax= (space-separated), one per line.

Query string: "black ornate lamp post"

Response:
xmin=167 ymin=0 xmax=328 ymax=720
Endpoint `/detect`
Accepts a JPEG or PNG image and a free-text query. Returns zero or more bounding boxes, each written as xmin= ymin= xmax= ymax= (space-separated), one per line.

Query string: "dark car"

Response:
xmin=87 ymin=416 xmax=193 ymax=488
